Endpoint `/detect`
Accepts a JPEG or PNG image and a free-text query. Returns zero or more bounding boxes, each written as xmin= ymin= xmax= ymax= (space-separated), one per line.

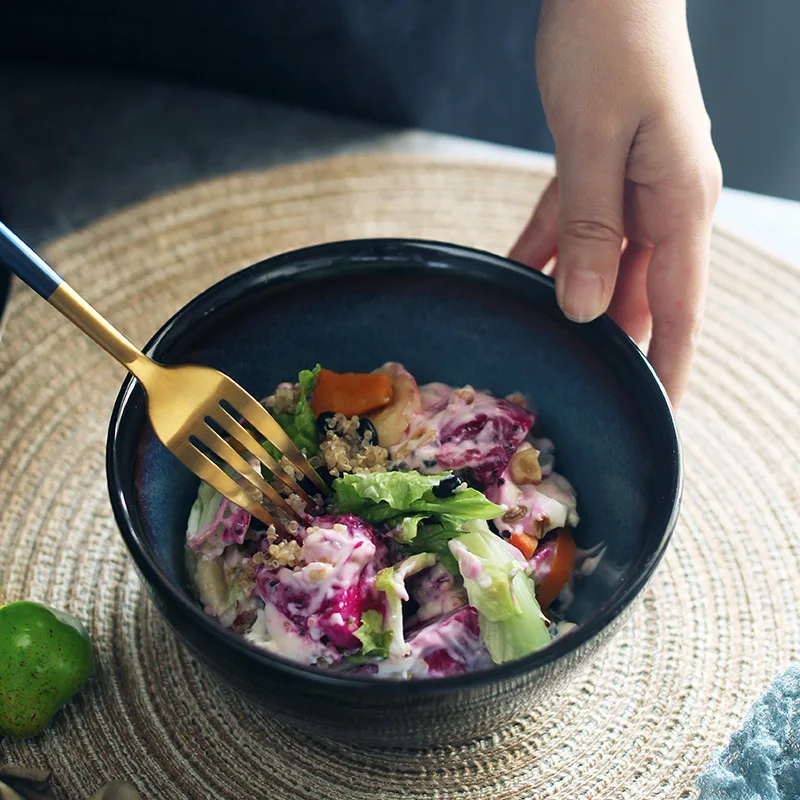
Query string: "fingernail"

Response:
xmin=558 ymin=270 xmax=607 ymax=323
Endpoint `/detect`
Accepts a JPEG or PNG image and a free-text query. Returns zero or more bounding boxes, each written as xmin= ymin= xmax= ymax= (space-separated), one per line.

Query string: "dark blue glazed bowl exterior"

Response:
xmin=107 ymin=239 xmax=681 ymax=747
xmin=0 ymin=266 xmax=10 ymax=339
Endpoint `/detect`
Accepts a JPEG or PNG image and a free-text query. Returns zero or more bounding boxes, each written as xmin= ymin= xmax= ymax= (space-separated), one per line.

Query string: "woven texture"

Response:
xmin=0 ymin=154 xmax=798 ymax=800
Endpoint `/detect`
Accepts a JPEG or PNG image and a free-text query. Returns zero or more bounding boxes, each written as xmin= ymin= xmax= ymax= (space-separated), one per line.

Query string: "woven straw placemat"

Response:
xmin=0 ymin=154 xmax=798 ymax=800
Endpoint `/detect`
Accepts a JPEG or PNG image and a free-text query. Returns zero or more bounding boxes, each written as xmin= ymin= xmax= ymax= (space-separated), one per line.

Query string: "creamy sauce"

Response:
xmin=393 ymin=383 xmax=533 ymax=485
xmin=245 ymin=604 xmax=337 ymax=664
xmin=255 ymin=518 xmax=379 ymax=656
xmin=487 ymin=470 xmax=580 ymax=538
xmin=268 ymin=522 xmax=375 ymax=618
xmin=377 ymin=607 xmax=492 ymax=679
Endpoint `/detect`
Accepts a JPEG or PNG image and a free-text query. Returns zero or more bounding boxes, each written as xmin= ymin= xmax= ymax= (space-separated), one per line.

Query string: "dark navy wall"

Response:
xmin=1 ymin=0 xmax=798 ymax=200
xmin=0 ymin=0 xmax=551 ymax=151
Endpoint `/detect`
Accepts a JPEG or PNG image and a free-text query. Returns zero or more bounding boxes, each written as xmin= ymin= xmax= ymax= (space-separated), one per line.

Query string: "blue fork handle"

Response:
xmin=0 ymin=221 xmax=64 ymax=299
xmin=0 ymin=220 xmax=151 ymax=377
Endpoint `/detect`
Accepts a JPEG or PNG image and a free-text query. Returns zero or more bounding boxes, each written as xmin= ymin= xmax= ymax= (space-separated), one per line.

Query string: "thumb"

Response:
xmin=554 ymin=134 xmax=628 ymax=322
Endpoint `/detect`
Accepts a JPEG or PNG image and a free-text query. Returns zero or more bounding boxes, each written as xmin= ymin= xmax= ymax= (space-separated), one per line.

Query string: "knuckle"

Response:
xmin=638 ymin=108 xmax=723 ymax=212
xmin=681 ymin=126 xmax=724 ymax=197
xmin=561 ymin=217 xmax=622 ymax=247
xmin=675 ymin=153 xmax=723 ymax=214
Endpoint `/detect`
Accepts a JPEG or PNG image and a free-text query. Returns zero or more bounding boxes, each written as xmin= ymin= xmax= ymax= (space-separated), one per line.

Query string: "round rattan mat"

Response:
xmin=0 ymin=154 xmax=798 ymax=800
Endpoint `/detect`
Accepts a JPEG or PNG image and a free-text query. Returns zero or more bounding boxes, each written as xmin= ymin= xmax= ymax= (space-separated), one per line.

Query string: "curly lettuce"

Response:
xmin=332 ymin=471 xmax=503 ymax=524
xmin=354 ymin=609 xmax=393 ymax=659
xmin=269 ymin=364 xmax=321 ymax=457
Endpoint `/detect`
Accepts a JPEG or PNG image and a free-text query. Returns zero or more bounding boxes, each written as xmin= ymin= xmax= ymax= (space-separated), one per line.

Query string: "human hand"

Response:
xmin=510 ymin=0 xmax=722 ymax=406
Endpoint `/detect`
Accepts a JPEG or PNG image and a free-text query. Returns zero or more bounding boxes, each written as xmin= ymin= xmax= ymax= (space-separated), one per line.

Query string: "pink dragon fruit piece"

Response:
xmin=256 ymin=514 xmax=385 ymax=651
xmin=398 ymin=384 xmax=535 ymax=487
xmin=406 ymin=606 xmax=493 ymax=677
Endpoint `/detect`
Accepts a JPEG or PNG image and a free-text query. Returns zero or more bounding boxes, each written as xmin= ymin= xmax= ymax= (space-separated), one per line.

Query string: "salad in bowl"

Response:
xmin=185 ymin=362 xmax=603 ymax=679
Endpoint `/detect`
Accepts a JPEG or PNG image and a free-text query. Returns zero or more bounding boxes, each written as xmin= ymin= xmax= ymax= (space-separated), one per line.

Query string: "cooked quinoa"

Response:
xmin=267 ymin=390 xmax=389 ymax=479
xmin=314 ymin=412 xmax=389 ymax=477
xmin=265 ymin=382 xmax=300 ymax=414
xmin=260 ymin=540 xmax=303 ymax=569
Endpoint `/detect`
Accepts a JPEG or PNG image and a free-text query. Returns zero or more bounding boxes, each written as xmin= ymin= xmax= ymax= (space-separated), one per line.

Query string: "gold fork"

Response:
xmin=0 ymin=221 xmax=327 ymax=530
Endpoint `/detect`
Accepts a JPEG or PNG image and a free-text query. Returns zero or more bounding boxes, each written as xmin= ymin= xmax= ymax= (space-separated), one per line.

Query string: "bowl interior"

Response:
xmin=111 ymin=239 xmax=680 ymax=674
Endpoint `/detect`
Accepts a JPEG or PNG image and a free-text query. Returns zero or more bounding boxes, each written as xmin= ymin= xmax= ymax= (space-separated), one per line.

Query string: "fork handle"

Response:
xmin=0 ymin=222 xmax=151 ymax=378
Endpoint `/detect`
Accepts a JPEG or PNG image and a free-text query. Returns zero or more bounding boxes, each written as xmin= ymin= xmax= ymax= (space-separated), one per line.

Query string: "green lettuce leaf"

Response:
xmin=291 ymin=364 xmax=321 ymax=456
xmin=264 ymin=364 xmax=321 ymax=459
xmin=478 ymin=571 xmax=551 ymax=663
xmin=334 ymin=471 xmax=443 ymax=518
xmin=375 ymin=553 xmax=437 ymax=658
xmin=187 ymin=480 xmax=223 ymax=538
xmin=333 ymin=471 xmax=503 ymax=524
xmin=448 ymin=522 xmax=550 ymax=663
xmin=405 ymin=517 xmax=465 ymax=575
xmin=449 ymin=525 xmax=522 ymax=620
xmin=334 ymin=471 xmax=503 ymax=576
xmin=354 ymin=609 xmax=393 ymax=659
xmin=394 ymin=514 xmax=430 ymax=543
xmin=422 ymin=489 xmax=506 ymax=519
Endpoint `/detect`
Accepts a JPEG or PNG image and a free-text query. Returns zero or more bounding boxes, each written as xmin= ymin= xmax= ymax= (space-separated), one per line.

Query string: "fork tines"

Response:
xmin=181 ymin=382 xmax=330 ymax=532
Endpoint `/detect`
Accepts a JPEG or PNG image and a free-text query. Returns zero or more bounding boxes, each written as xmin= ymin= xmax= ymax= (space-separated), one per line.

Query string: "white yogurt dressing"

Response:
xmin=245 ymin=604 xmax=337 ymax=664
xmin=249 ymin=521 xmax=377 ymax=663
xmin=377 ymin=608 xmax=491 ymax=679
xmin=487 ymin=470 xmax=580 ymax=538
xmin=275 ymin=523 xmax=375 ymax=619
xmin=395 ymin=384 xmax=525 ymax=472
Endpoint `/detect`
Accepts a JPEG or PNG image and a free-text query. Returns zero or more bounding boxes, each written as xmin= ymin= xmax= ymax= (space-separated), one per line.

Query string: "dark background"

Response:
xmin=1 ymin=0 xmax=799 ymax=218
xmin=1 ymin=1 xmax=551 ymax=150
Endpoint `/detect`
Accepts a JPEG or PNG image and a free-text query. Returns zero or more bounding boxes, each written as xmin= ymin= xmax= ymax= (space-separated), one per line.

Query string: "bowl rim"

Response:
xmin=106 ymin=237 xmax=683 ymax=695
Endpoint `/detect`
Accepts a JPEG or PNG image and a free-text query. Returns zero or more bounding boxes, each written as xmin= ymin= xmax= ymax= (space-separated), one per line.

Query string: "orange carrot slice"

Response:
xmin=310 ymin=368 xmax=394 ymax=418
xmin=509 ymin=531 xmax=538 ymax=560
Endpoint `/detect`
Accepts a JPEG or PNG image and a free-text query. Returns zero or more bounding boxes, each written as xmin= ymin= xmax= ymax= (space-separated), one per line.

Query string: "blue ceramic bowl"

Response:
xmin=107 ymin=239 xmax=681 ymax=747
xmin=0 ymin=266 xmax=10 ymax=339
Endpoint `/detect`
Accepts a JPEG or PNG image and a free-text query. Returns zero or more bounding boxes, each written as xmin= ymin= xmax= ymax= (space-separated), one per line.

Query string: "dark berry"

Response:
xmin=432 ymin=475 xmax=463 ymax=498
xmin=243 ymin=538 xmax=262 ymax=555
xmin=298 ymin=465 xmax=335 ymax=493
xmin=316 ymin=411 xmax=338 ymax=437
xmin=315 ymin=465 xmax=335 ymax=487
xmin=459 ymin=469 xmax=482 ymax=489
xmin=357 ymin=417 xmax=379 ymax=446
xmin=298 ymin=475 xmax=316 ymax=494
